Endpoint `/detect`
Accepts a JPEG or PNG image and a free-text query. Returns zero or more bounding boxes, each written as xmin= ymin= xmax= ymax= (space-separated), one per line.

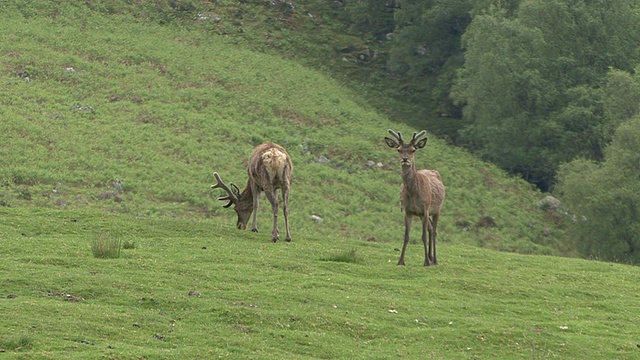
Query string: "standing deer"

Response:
xmin=211 ymin=142 xmax=293 ymax=242
xmin=385 ymin=129 xmax=445 ymax=266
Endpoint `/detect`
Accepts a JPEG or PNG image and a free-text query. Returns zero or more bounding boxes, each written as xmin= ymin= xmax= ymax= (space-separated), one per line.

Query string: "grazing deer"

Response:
xmin=385 ymin=129 xmax=445 ymax=266
xmin=211 ymin=142 xmax=293 ymax=242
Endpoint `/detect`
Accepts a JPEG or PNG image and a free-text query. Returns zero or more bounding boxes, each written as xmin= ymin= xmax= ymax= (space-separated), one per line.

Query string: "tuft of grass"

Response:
xmin=320 ymin=249 xmax=360 ymax=264
xmin=122 ymin=240 xmax=136 ymax=250
xmin=91 ymin=231 xmax=122 ymax=259
xmin=0 ymin=336 xmax=33 ymax=351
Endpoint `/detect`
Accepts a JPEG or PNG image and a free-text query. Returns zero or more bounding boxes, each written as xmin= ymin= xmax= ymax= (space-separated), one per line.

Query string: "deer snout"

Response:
xmin=401 ymin=157 xmax=411 ymax=165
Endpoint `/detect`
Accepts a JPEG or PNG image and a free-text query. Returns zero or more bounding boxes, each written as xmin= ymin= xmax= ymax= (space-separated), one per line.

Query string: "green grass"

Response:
xmin=1 ymin=208 xmax=638 ymax=358
xmin=320 ymin=249 xmax=360 ymax=264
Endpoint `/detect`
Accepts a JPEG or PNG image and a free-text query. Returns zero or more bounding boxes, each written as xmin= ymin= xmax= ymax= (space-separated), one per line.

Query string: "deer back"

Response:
xmin=247 ymin=142 xmax=292 ymax=189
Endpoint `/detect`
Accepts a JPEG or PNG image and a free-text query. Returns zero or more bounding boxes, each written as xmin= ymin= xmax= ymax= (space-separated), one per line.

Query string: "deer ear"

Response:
xmin=415 ymin=137 xmax=428 ymax=149
xmin=231 ymin=183 xmax=240 ymax=197
xmin=384 ymin=137 xmax=399 ymax=148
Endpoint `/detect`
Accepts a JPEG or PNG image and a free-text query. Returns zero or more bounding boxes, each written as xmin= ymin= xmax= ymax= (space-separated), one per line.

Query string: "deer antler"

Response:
xmin=411 ymin=130 xmax=427 ymax=144
xmin=211 ymin=172 xmax=239 ymax=208
xmin=388 ymin=129 xmax=404 ymax=143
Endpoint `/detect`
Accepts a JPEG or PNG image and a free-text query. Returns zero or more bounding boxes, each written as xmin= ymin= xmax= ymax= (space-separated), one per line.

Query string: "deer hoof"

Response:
xmin=251 ymin=228 xmax=258 ymax=233
xmin=271 ymin=237 xmax=278 ymax=243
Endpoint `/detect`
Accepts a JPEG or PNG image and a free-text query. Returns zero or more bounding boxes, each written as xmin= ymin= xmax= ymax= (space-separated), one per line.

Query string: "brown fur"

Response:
xmin=386 ymin=130 xmax=445 ymax=266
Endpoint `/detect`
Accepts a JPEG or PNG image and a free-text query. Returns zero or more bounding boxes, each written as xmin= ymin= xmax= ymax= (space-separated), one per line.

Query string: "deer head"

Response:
xmin=384 ymin=129 xmax=428 ymax=167
xmin=211 ymin=172 xmax=253 ymax=230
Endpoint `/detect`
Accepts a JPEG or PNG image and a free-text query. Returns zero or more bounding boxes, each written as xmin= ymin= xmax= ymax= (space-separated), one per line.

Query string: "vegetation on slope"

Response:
xmin=0 ymin=2 xmax=565 ymax=255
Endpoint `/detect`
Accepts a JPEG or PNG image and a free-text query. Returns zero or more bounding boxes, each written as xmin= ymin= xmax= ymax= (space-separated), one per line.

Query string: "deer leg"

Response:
xmin=264 ymin=189 xmax=279 ymax=242
xmin=282 ymin=186 xmax=291 ymax=242
xmin=426 ymin=218 xmax=434 ymax=263
xmin=251 ymin=188 xmax=261 ymax=233
xmin=398 ymin=215 xmax=412 ymax=265
xmin=430 ymin=213 xmax=439 ymax=265
xmin=422 ymin=214 xmax=431 ymax=266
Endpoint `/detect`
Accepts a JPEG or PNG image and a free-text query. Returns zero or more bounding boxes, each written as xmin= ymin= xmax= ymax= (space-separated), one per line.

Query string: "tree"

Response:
xmin=556 ymin=116 xmax=640 ymax=264
xmin=602 ymin=69 xmax=640 ymax=130
xmin=451 ymin=10 xmax=561 ymax=187
xmin=453 ymin=0 xmax=640 ymax=189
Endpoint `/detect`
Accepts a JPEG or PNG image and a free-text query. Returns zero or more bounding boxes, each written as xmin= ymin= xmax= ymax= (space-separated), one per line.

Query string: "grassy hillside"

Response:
xmin=0 ymin=2 xmax=563 ymax=254
xmin=4 ymin=2 xmax=636 ymax=358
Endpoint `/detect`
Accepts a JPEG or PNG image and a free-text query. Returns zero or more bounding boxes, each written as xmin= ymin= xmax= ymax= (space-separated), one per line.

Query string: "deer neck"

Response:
xmin=239 ymin=179 xmax=254 ymax=202
xmin=401 ymin=163 xmax=420 ymax=190
xmin=234 ymin=184 xmax=254 ymax=216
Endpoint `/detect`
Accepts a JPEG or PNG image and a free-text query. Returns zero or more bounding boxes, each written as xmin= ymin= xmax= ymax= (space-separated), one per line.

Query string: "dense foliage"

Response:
xmin=557 ymin=117 xmax=640 ymax=264
xmin=453 ymin=0 xmax=640 ymax=189
xmin=556 ymin=71 xmax=640 ymax=264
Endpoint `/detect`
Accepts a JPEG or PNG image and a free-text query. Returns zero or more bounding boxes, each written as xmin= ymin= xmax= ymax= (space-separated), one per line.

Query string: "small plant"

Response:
xmin=16 ymin=186 xmax=32 ymax=200
xmin=320 ymin=249 xmax=359 ymax=264
xmin=0 ymin=335 xmax=33 ymax=351
xmin=122 ymin=240 xmax=136 ymax=249
xmin=91 ymin=230 xmax=122 ymax=259
xmin=0 ymin=193 xmax=10 ymax=207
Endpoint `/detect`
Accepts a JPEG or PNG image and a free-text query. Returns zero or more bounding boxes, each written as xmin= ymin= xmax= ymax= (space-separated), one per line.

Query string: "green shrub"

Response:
xmin=91 ymin=231 xmax=122 ymax=259
xmin=320 ymin=249 xmax=359 ymax=264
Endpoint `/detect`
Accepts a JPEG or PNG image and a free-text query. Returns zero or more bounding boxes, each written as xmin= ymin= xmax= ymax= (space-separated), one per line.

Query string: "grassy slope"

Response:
xmin=1 ymin=208 xmax=639 ymax=359
xmin=2 ymin=2 xmax=637 ymax=359
xmin=0 ymin=3 xmax=562 ymax=254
